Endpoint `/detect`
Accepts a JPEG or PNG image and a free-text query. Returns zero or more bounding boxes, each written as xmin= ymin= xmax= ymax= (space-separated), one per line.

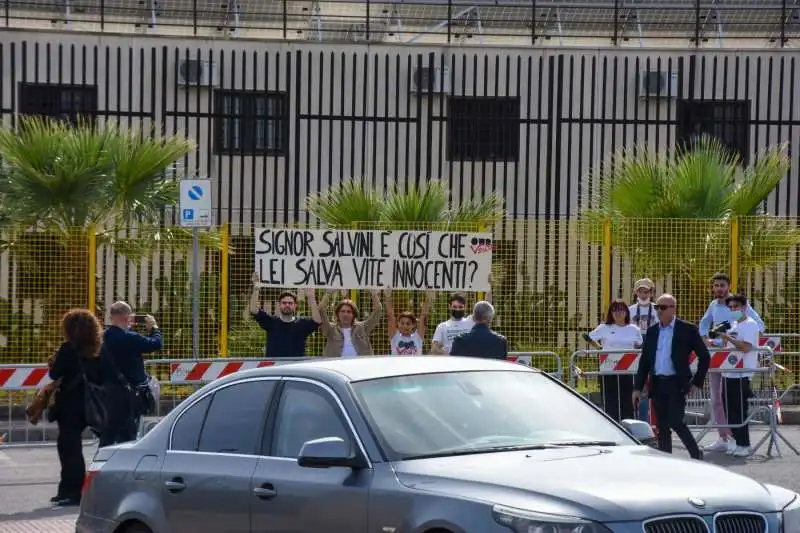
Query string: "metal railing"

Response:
xmin=4 ymin=0 xmax=798 ymax=45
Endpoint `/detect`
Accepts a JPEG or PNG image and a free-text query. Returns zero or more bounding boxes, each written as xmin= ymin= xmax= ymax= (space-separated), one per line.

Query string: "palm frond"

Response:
xmin=381 ymin=180 xmax=450 ymax=224
xmin=726 ymin=143 xmax=790 ymax=216
xmin=305 ymin=178 xmax=384 ymax=228
xmin=447 ymin=192 xmax=506 ymax=227
xmin=95 ymin=226 xmax=224 ymax=263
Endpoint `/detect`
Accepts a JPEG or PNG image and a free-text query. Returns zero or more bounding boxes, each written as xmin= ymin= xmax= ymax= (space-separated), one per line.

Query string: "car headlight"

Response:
xmin=781 ymin=494 xmax=800 ymax=533
xmin=492 ymin=504 xmax=612 ymax=533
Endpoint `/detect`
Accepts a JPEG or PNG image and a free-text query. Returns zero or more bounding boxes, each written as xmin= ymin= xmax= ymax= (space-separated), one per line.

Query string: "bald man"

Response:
xmin=633 ymin=294 xmax=710 ymax=460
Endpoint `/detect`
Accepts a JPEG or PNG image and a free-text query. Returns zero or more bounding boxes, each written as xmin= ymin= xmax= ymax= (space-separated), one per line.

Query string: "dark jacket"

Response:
xmin=48 ymin=342 xmax=105 ymax=425
xmin=102 ymin=325 xmax=162 ymax=386
xmin=450 ymin=323 xmax=509 ymax=360
xmin=634 ymin=318 xmax=710 ymax=392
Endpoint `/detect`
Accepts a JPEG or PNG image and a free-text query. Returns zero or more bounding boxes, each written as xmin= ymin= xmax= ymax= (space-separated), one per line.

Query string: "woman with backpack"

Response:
xmin=47 ymin=308 xmax=104 ymax=507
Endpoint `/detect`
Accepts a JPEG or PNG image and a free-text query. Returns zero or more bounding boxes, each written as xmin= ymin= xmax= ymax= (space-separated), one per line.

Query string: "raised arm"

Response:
xmin=249 ymin=271 xmax=264 ymax=315
xmin=317 ymin=289 xmax=335 ymax=335
xmin=362 ymin=290 xmax=384 ymax=334
xmin=384 ymin=289 xmax=396 ymax=338
xmin=305 ymin=288 xmax=323 ymax=324
xmin=417 ymin=290 xmax=435 ymax=339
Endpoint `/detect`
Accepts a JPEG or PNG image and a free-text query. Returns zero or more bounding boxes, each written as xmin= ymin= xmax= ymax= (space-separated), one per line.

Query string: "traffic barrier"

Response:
xmin=570 ymin=346 xmax=798 ymax=458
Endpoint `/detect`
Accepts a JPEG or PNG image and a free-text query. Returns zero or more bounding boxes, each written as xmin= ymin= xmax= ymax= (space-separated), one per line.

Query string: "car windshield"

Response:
xmin=351 ymin=370 xmax=635 ymax=460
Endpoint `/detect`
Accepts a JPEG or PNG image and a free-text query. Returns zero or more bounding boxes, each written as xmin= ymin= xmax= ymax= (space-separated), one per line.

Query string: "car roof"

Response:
xmin=214 ymin=356 xmax=536 ymax=387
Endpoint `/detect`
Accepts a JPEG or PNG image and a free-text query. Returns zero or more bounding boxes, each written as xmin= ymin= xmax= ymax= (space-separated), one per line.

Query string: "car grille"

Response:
xmin=714 ymin=513 xmax=766 ymax=533
xmin=644 ymin=516 xmax=708 ymax=533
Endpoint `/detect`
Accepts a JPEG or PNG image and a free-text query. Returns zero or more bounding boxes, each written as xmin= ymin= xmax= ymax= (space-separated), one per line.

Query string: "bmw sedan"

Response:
xmin=76 ymin=356 xmax=800 ymax=533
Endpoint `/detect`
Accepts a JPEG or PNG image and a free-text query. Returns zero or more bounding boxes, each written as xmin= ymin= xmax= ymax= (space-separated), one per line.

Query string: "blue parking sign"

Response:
xmin=183 ymin=208 xmax=194 ymax=221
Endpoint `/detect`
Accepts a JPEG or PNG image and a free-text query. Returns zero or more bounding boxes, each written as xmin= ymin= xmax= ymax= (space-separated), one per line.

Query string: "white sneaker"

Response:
xmin=726 ymin=439 xmax=738 ymax=454
xmin=732 ymin=446 xmax=751 ymax=458
xmin=703 ymin=438 xmax=730 ymax=452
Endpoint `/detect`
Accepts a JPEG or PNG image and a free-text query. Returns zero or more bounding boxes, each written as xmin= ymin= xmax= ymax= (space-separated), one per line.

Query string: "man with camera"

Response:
xmin=699 ymin=273 xmax=764 ymax=454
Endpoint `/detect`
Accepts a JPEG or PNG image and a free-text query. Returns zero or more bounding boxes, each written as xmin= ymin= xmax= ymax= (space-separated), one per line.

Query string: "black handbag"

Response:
xmin=77 ymin=357 xmax=112 ymax=434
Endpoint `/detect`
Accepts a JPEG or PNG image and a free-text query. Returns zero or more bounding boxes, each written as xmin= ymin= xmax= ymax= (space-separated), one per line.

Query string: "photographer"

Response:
xmin=715 ymin=293 xmax=760 ymax=458
xmin=699 ymin=273 xmax=764 ymax=454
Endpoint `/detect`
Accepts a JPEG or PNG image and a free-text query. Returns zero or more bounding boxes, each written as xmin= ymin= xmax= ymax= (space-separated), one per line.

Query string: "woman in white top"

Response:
xmin=385 ymin=289 xmax=434 ymax=355
xmin=716 ymin=293 xmax=760 ymax=458
xmin=587 ymin=299 xmax=643 ymax=422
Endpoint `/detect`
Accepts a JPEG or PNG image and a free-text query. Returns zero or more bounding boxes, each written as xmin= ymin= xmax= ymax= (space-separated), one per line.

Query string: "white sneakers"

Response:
xmin=703 ymin=438 xmax=734 ymax=453
xmin=703 ymin=438 xmax=751 ymax=457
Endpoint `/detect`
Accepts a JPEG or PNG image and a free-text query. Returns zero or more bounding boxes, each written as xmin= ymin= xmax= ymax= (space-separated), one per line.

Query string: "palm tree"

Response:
xmin=0 ymin=116 xmax=213 ymax=357
xmin=580 ymin=135 xmax=800 ymax=320
xmin=305 ymin=178 xmax=506 ymax=229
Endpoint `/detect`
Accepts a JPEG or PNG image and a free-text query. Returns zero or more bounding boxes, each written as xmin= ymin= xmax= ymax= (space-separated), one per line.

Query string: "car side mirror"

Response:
xmin=297 ymin=437 xmax=367 ymax=469
xmin=620 ymin=419 xmax=655 ymax=445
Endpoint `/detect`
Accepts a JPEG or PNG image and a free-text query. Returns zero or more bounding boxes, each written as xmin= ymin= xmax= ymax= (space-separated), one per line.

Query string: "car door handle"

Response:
xmin=253 ymin=483 xmax=277 ymax=500
xmin=165 ymin=479 xmax=186 ymax=493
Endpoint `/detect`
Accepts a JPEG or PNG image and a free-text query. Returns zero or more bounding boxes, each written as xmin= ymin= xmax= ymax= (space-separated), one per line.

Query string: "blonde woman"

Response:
xmin=319 ymin=290 xmax=383 ymax=357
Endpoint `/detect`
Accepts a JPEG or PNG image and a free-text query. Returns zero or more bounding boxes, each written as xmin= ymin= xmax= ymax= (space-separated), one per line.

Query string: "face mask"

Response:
xmin=637 ymin=298 xmax=650 ymax=305
xmin=730 ymin=310 xmax=744 ymax=321
xmin=451 ymin=310 xmax=466 ymax=320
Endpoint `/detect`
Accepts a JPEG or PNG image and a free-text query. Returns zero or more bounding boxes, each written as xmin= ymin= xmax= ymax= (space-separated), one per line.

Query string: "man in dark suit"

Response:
xmin=450 ymin=301 xmax=508 ymax=359
xmin=633 ymin=294 xmax=710 ymax=460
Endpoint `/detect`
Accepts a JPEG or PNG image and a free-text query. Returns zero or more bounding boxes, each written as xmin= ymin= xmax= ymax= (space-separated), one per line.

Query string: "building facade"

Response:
xmin=0 ymin=29 xmax=799 ymax=225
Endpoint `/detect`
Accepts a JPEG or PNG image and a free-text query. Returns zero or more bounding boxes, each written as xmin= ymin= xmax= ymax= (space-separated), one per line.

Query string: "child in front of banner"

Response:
xmin=385 ymin=288 xmax=435 ymax=355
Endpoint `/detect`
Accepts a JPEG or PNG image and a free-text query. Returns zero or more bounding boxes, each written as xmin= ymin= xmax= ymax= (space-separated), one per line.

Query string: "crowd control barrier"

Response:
xmin=569 ymin=346 xmax=798 ymax=458
xmin=0 ymin=351 xmax=563 ymax=446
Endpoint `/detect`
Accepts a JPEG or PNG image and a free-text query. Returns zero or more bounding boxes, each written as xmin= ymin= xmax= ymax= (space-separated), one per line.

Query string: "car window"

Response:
xmin=351 ymin=370 xmax=635 ymax=460
xmin=197 ymin=380 xmax=277 ymax=455
xmin=171 ymin=395 xmax=212 ymax=451
xmin=271 ymin=381 xmax=352 ymax=458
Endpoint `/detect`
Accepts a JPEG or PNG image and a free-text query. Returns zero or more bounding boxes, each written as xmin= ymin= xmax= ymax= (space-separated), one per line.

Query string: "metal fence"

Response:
xmin=0 ymin=218 xmax=799 ymax=367
xmin=2 ymin=40 xmax=800 ymax=224
xmin=5 ymin=0 xmax=800 ymax=44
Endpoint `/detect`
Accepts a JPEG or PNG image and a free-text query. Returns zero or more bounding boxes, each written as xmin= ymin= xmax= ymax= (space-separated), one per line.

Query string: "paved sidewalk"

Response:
xmin=0 ymin=518 xmax=76 ymax=532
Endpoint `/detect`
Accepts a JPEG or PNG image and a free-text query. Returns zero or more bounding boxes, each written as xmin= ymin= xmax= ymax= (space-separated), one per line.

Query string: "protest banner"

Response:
xmin=254 ymin=228 xmax=493 ymax=291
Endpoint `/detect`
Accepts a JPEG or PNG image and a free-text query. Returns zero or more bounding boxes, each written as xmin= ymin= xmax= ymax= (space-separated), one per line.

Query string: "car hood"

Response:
xmin=392 ymin=445 xmax=779 ymax=522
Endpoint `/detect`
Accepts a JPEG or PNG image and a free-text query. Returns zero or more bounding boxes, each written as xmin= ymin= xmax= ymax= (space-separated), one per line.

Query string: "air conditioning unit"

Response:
xmin=411 ymin=66 xmax=450 ymax=95
xmin=177 ymin=59 xmax=218 ymax=87
xmin=638 ymin=70 xmax=678 ymax=98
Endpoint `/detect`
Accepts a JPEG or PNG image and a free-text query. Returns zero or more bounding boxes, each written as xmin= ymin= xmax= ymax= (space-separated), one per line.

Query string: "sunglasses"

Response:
xmin=655 ymin=304 xmax=675 ymax=310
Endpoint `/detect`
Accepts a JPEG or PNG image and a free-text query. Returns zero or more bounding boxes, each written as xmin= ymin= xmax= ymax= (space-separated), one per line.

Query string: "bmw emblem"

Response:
xmin=688 ymin=497 xmax=706 ymax=509
xmin=727 ymin=354 xmax=738 ymax=365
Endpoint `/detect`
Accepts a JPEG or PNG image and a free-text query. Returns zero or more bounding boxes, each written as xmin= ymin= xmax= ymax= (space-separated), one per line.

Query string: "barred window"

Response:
xmin=447 ymin=97 xmax=520 ymax=162
xmin=676 ymin=99 xmax=750 ymax=164
xmin=18 ymin=83 xmax=98 ymax=125
xmin=214 ymin=90 xmax=288 ymax=156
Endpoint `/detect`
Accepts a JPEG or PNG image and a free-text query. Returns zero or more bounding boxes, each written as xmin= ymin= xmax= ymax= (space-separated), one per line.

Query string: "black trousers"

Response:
xmin=723 ymin=377 xmax=752 ymax=447
xmin=651 ymin=375 xmax=702 ymax=459
xmin=56 ymin=420 xmax=85 ymax=499
xmin=600 ymin=375 xmax=635 ymax=421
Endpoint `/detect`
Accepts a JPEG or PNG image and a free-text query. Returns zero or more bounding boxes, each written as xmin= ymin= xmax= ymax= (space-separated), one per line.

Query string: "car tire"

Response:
xmin=123 ymin=523 xmax=153 ymax=533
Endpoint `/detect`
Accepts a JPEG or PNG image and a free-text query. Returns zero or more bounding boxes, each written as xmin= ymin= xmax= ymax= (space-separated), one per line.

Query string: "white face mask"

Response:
xmin=637 ymin=298 xmax=651 ymax=306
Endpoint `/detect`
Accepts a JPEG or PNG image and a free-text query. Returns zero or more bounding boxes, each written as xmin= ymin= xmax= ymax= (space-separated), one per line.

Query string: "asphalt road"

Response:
xmin=1 ymin=427 xmax=800 ymax=532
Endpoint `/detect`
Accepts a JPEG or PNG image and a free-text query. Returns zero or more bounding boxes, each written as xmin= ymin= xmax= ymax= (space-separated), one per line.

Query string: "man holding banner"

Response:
xmin=249 ymin=272 xmax=323 ymax=358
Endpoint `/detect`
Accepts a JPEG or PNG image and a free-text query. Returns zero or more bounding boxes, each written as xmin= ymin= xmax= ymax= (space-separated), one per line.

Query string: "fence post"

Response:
xmin=477 ymin=223 xmax=487 ymax=301
xmin=350 ymin=222 xmax=358 ymax=306
xmin=88 ymin=225 xmax=96 ymax=314
xmin=220 ymin=223 xmax=230 ymax=357
xmin=602 ymin=220 xmax=612 ymax=313
xmin=730 ymin=217 xmax=740 ymax=292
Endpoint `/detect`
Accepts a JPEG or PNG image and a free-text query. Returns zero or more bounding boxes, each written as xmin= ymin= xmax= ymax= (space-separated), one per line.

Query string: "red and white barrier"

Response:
xmin=169 ymin=360 xmax=284 ymax=383
xmin=598 ymin=335 xmax=781 ymax=373
xmin=0 ymin=366 xmax=51 ymax=390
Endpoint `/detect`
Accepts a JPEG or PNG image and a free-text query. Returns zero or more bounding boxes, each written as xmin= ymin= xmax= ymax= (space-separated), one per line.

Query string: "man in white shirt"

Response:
xmin=700 ymin=273 xmax=764 ymax=453
xmin=716 ymin=293 xmax=760 ymax=458
xmin=431 ymin=293 xmax=475 ymax=355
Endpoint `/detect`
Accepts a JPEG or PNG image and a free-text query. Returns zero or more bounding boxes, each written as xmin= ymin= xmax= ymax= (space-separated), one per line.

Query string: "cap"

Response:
xmin=634 ymin=278 xmax=655 ymax=291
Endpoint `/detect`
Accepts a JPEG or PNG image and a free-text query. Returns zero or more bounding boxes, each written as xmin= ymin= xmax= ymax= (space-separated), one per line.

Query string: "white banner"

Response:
xmin=254 ymin=228 xmax=493 ymax=291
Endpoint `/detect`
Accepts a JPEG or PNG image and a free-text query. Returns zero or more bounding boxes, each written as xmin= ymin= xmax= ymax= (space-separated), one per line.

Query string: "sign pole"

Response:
xmin=179 ymin=178 xmax=212 ymax=360
xmin=192 ymin=227 xmax=200 ymax=361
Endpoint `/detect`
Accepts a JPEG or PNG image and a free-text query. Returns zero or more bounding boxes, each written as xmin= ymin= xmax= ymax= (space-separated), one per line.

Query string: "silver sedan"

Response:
xmin=76 ymin=356 xmax=800 ymax=533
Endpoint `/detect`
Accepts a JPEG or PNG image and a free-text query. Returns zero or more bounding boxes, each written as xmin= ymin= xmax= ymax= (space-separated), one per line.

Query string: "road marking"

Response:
xmin=0 ymin=518 xmax=76 ymax=532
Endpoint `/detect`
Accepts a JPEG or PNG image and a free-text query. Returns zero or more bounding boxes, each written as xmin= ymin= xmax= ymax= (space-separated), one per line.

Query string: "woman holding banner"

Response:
xmin=586 ymin=299 xmax=643 ymax=422
xmin=384 ymin=289 xmax=435 ymax=355
xmin=319 ymin=289 xmax=383 ymax=358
